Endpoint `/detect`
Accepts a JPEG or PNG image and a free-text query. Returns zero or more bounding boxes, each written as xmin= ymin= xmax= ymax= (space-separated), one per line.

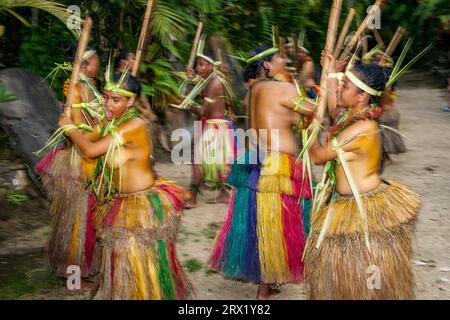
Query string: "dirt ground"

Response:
xmin=0 ymin=73 xmax=449 ymax=300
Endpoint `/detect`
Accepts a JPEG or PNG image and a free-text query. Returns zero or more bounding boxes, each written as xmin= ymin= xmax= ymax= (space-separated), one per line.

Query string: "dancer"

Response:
xmin=210 ymin=45 xmax=314 ymax=299
xmin=35 ymin=45 xmax=103 ymax=280
xmin=58 ymin=69 xmax=192 ymax=300
xmin=303 ymin=54 xmax=421 ymax=299
xmin=183 ymin=37 xmax=236 ymax=207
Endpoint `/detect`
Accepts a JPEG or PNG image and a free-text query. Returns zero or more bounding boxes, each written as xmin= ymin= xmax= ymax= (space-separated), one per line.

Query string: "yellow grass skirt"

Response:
xmin=304 ymin=179 xmax=421 ymax=300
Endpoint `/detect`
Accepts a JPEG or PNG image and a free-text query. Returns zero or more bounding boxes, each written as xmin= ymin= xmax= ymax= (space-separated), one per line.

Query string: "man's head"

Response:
xmin=81 ymin=52 xmax=100 ymax=78
xmin=195 ymin=49 xmax=215 ymax=78
xmin=64 ymin=43 xmax=100 ymax=78
xmin=115 ymin=49 xmax=136 ymax=72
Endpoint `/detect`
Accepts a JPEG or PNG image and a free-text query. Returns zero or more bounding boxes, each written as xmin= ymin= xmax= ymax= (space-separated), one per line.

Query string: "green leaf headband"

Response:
xmin=229 ymin=47 xmax=279 ymax=65
xmin=104 ymin=52 xmax=136 ymax=98
xmin=297 ymin=30 xmax=310 ymax=54
xmin=229 ymin=25 xmax=279 ymax=64
xmin=196 ymin=35 xmax=216 ymax=65
xmin=82 ymin=49 xmax=96 ymax=61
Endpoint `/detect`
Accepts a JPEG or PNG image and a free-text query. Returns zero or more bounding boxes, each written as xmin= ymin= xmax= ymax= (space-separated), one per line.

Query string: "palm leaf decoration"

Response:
xmin=142 ymin=1 xmax=192 ymax=42
xmin=0 ymin=0 xmax=82 ymax=37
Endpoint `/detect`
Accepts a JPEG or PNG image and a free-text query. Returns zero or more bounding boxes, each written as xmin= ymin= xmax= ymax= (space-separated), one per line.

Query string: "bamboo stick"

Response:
xmin=132 ymin=0 xmax=155 ymax=76
xmin=187 ymin=21 xmax=204 ymax=70
xmin=362 ymin=33 xmax=368 ymax=56
xmin=65 ymin=16 xmax=93 ymax=116
xmin=317 ymin=0 xmax=343 ymax=119
xmin=385 ymin=26 xmax=406 ymax=56
xmin=333 ymin=8 xmax=355 ymax=58
xmin=373 ymin=29 xmax=385 ymax=48
xmin=340 ymin=0 xmax=383 ymax=59
xmin=279 ymin=37 xmax=286 ymax=58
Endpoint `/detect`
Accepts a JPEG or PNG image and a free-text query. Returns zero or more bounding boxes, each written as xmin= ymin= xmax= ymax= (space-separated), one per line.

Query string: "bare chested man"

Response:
xmin=210 ymin=45 xmax=315 ymax=299
xmin=185 ymin=50 xmax=236 ymax=208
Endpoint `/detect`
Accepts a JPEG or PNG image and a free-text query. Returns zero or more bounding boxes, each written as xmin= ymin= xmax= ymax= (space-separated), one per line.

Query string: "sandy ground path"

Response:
xmin=156 ymin=86 xmax=450 ymax=300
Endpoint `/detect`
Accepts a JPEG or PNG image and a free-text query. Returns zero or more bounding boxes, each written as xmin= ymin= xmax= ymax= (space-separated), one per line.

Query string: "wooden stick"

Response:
xmin=65 ymin=17 xmax=93 ymax=116
xmin=317 ymin=0 xmax=343 ymax=119
xmin=132 ymin=0 xmax=155 ymax=77
xmin=279 ymin=37 xmax=286 ymax=58
xmin=340 ymin=0 xmax=383 ymax=59
xmin=362 ymin=33 xmax=368 ymax=56
xmin=187 ymin=21 xmax=204 ymax=70
xmin=333 ymin=8 xmax=355 ymax=58
xmin=385 ymin=26 xmax=406 ymax=56
xmin=372 ymin=29 xmax=385 ymax=48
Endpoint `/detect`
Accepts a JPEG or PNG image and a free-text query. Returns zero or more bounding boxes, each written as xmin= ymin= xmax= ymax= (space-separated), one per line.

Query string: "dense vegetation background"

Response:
xmin=0 ymin=0 xmax=449 ymax=104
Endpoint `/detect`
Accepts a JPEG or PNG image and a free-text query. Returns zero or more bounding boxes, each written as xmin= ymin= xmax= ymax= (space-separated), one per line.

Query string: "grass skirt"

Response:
xmin=379 ymin=106 xmax=406 ymax=154
xmin=198 ymin=117 xmax=236 ymax=187
xmin=210 ymin=151 xmax=312 ymax=284
xmin=304 ymin=180 xmax=420 ymax=299
xmin=93 ymin=178 xmax=193 ymax=300
xmin=35 ymin=147 xmax=98 ymax=277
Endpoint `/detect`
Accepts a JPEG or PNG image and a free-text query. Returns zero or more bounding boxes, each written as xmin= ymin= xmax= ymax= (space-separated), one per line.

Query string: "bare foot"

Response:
xmin=206 ymin=190 xmax=229 ymax=204
xmin=184 ymin=199 xmax=197 ymax=209
xmin=158 ymin=130 xmax=171 ymax=152
xmin=257 ymin=285 xmax=281 ymax=300
xmin=78 ymin=279 xmax=97 ymax=292
xmin=185 ymin=191 xmax=198 ymax=209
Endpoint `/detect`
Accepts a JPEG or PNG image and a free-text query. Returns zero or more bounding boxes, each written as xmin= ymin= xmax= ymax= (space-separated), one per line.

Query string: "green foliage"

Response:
xmin=5 ymin=191 xmax=28 ymax=205
xmin=0 ymin=83 xmax=16 ymax=102
xmin=0 ymin=268 xmax=62 ymax=299
xmin=16 ymin=22 xmax=74 ymax=100
xmin=1 ymin=0 xmax=448 ymax=108
xmin=183 ymin=258 xmax=203 ymax=272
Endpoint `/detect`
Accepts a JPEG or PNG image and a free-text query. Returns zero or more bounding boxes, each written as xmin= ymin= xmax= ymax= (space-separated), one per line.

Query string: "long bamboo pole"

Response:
xmin=333 ymin=8 xmax=355 ymax=58
xmin=385 ymin=26 xmax=406 ymax=56
xmin=362 ymin=33 xmax=368 ymax=56
xmin=132 ymin=0 xmax=155 ymax=77
xmin=65 ymin=16 xmax=93 ymax=116
xmin=187 ymin=21 xmax=204 ymax=70
xmin=373 ymin=29 xmax=385 ymax=48
xmin=339 ymin=0 xmax=383 ymax=59
xmin=317 ymin=0 xmax=343 ymax=119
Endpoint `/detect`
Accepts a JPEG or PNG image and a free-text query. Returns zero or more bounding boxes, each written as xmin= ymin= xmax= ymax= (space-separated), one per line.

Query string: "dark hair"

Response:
xmin=111 ymin=73 xmax=141 ymax=97
xmin=198 ymin=49 xmax=215 ymax=63
xmin=352 ymin=63 xmax=387 ymax=105
xmin=243 ymin=45 xmax=277 ymax=82
xmin=114 ymin=48 xmax=131 ymax=69
xmin=63 ymin=42 xmax=95 ymax=62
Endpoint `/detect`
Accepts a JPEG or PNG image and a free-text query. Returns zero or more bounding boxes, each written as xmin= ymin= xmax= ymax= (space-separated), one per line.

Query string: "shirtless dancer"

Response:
xmin=185 ymin=49 xmax=235 ymax=207
xmin=210 ymin=45 xmax=314 ymax=299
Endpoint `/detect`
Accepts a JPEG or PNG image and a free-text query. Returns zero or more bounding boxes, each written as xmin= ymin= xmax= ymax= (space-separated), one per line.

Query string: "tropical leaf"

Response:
xmin=0 ymin=84 xmax=16 ymax=103
xmin=0 ymin=0 xmax=83 ymax=37
xmin=148 ymin=2 xmax=191 ymax=42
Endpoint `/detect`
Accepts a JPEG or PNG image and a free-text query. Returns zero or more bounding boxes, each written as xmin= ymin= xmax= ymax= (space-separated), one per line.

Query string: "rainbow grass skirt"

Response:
xmin=93 ymin=178 xmax=193 ymax=300
xmin=210 ymin=150 xmax=312 ymax=284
